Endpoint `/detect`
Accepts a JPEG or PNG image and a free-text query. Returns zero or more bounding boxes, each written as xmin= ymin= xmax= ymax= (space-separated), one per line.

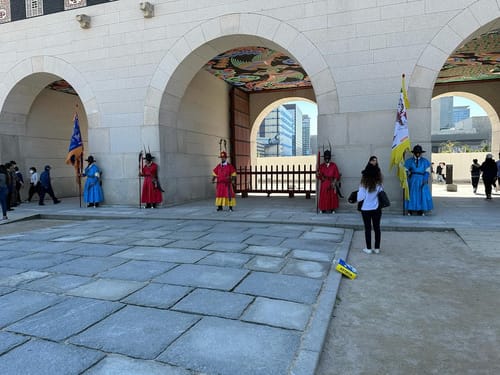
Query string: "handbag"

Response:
xmin=348 ymin=190 xmax=363 ymax=211
xmin=378 ymin=190 xmax=390 ymax=208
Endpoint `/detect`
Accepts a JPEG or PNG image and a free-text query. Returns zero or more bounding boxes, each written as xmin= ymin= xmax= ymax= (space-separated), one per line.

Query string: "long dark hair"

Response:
xmin=361 ymin=163 xmax=383 ymax=192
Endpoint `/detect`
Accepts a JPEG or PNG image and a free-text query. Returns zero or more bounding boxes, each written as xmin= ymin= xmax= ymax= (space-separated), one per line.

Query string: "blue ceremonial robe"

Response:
xmin=83 ymin=163 xmax=104 ymax=204
xmin=404 ymin=156 xmax=433 ymax=212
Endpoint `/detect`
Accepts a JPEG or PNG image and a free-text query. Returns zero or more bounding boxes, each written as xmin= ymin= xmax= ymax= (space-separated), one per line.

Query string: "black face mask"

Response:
xmin=324 ymin=158 xmax=331 ymax=162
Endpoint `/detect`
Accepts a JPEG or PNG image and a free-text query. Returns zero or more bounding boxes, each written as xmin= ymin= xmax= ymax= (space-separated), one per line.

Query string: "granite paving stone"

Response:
xmin=241 ymin=297 xmax=312 ymax=330
xmin=0 ymin=270 xmax=49 ymax=287
xmin=161 ymin=231 xmax=207 ymax=240
xmin=244 ymin=227 xmax=305 ymax=239
xmin=311 ymin=226 xmax=345 ymax=235
xmin=154 ymin=264 xmax=248 ymax=290
xmin=113 ymin=247 xmax=209 ymax=263
xmin=46 ymin=256 xmax=127 ymax=276
xmin=0 ymin=339 xmax=104 ymax=375
xmin=66 ymin=244 xmax=131 ymax=257
xmin=131 ymin=238 xmax=175 ymax=247
xmin=158 ymin=316 xmax=300 ymax=375
xmin=0 ymin=332 xmax=28 ymax=355
xmin=202 ymin=242 xmax=248 ymax=252
xmin=282 ymin=259 xmax=330 ymax=279
xmin=301 ymin=231 xmax=344 ymax=242
xmin=0 ymin=240 xmax=82 ymax=253
xmin=199 ymin=232 xmax=251 ymax=243
xmin=235 ymin=271 xmax=322 ymax=304
xmin=122 ymin=283 xmax=191 ymax=308
xmin=69 ymin=306 xmax=199 ymax=359
xmin=79 ymin=236 xmax=117 ymax=244
xmin=176 ymin=222 xmax=216 ymax=232
xmin=98 ymin=260 xmax=176 ymax=281
xmin=281 ymin=238 xmax=337 ymax=252
xmin=67 ymin=279 xmax=145 ymax=301
xmin=52 ymin=235 xmax=88 ymax=242
xmin=197 ymin=252 xmax=252 ymax=267
xmin=0 ymin=267 xmax=23 ymax=278
xmin=126 ymin=229 xmax=173 ymax=239
xmin=245 ymin=255 xmax=286 ymax=272
xmin=172 ymin=289 xmax=253 ymax=319
xmin=0 ymin=290 xmax=61 ymax=328
xmin=22 ymin=274 xmax=93 ymax=293
xmin=0 ymin=286 xmax=14 ymax=296
xmin=243 ymin=245 xmax=290 ymax=257
xmin=244 ymin=234 xmax=285 ymax=246
xmin=0 ymin=253 xmax=78 ymax=270
xmin=290 ymin=249 xmax=334 ymax=262
xmin=0 ymin=252 xmax=22 ymax=261
xmin=6 ymin=297 xmax=122 ymax=340
xmin=83 ymin=354 xmax=193 ymax=375
xmin=167 ymin=239 xmax=212 ymax=249
xmin=207 ymin=222 xmax=256 ymax=232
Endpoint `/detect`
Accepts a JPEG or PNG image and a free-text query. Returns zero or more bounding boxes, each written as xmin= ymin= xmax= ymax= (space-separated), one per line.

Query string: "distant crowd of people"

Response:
xmin=0 ymin=160 xmax=62 ymax=220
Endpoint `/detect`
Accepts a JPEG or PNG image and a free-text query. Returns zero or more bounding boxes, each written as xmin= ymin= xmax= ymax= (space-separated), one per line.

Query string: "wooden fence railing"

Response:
xmin=236 ymin=165 xmax=316 ymax=198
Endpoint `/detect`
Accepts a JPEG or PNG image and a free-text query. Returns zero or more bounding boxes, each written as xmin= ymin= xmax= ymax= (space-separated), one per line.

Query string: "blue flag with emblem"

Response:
xmin=65 ymin=113 xmax=84 ymax=174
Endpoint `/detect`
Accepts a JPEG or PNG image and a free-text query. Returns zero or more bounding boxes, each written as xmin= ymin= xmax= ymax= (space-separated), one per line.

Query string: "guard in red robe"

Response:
xmin=212 ymin=151 xmax=236 ymax=211
xmin=317 ymin=150 xmax=340 ymax=213
xmin=140 ymin=153 xmax=163 ymax=208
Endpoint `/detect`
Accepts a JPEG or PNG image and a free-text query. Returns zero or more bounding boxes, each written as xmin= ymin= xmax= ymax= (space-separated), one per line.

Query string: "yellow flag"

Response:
xmin=389 ymin=75 xmax=411 ymax=199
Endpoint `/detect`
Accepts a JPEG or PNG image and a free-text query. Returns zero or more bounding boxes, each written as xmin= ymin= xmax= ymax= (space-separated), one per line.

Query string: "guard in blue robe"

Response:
xmin=83 ymin=155 xmax=104 ymax=207
xmin=404 ymin=145 xmax=433 ymax=215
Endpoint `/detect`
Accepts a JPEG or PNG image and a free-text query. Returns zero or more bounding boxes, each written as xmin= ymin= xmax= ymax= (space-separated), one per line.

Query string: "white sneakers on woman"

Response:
xmin=362 ymin=248 xmax=380 ymax=254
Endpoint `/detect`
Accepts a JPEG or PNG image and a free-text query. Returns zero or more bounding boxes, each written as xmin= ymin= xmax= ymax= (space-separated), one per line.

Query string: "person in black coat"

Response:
xmin=480 ymin=154 xmax=498 ymax=200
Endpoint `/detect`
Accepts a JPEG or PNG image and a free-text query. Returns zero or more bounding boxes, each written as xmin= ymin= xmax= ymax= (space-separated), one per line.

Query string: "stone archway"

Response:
xmin=0 ymin=56 xmax=97 ymax=197
xmin=144 ymin=13 xmax=337 ymax=203
xmin=144 ymin=12 xmax=337 ymax=137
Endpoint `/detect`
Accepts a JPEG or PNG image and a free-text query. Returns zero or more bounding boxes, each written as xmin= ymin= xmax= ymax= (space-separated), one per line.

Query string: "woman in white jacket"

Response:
xmin=357 ymin=156 xmax=384 ymax=254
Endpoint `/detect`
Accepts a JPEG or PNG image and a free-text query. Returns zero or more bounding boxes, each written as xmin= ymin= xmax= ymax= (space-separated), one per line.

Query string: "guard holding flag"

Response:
xmin=404 ymin=145 xmax=433 ymax=216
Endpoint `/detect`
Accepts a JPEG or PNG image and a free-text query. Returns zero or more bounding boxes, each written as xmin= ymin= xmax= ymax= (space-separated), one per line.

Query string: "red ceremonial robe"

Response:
xmin=141 ymin=162 xmax=162 ymax=204
xmin=212 ymin=162 xmax=236 ymax=207
xmin=318 ymin=162 xmax=340 ymax=211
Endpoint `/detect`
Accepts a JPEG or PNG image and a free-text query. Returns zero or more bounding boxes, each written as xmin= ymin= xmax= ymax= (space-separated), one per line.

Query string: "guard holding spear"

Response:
xmin=212 ymin=140 xmax=236 ymax=212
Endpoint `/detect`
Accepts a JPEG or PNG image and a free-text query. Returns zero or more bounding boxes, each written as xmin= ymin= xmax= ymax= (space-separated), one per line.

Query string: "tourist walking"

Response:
xmin=27 ymin=167 xmax=40 ymax=202
xmin=317 ymin=150 xmax=340 ymax=214
xmin=82 ymin=155 xmax=104 ymax=207
xmin=212 ymin=151 xmax=236 ymax=211
xmin=357 ymin=159 xmax=384 ymax=254
xmin=470 ymin=159 xmax=481 ymax=194
xmin=480 ymin=153 xmax=498 ymax=200
xmin=39 ymin=165 xmax=61 ymax=205
xmin=404 ymin=145 xmax=433 ymax=216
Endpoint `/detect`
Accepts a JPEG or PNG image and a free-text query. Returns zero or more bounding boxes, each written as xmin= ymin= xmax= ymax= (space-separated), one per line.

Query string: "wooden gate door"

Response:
xmin=230 ymin=87 xmax=250 ymax=168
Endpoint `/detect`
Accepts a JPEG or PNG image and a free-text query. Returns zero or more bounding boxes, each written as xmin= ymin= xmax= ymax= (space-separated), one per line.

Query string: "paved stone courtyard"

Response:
xmin=0 ymin=218 xmax=351 ymax=374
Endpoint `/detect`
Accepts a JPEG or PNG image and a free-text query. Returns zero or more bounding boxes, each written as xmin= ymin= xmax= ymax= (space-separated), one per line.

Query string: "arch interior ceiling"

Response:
xmin=43 ymin=30 xmax=498 ymax=95
xmin=203 ymin=46 xmax=312 ymax=92
xmin=437 ymin=28 xmax=500 ymax=83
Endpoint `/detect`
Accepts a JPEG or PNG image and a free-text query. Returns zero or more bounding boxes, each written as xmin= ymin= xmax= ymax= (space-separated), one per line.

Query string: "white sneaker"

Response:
xmin=373 ymin=248 xmax=380 ymax=254
xmin=362 ymin=248 xmax=373 ymax=254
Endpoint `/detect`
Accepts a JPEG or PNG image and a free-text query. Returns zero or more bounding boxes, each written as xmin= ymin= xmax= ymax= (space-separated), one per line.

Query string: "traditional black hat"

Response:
xmin=324 ymin=150 xmax=331 ymax=158
xmin=85 ymin=155 xmax=95 ymax=163
xmin=411 ymin=145 xmax=425 ymax=154
xmin=145 ymin=153 xmax=154 ymax=161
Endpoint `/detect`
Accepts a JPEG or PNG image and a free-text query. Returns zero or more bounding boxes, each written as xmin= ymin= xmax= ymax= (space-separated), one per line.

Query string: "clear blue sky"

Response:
xmin=453 ymin=96 xmax=486 ymax=116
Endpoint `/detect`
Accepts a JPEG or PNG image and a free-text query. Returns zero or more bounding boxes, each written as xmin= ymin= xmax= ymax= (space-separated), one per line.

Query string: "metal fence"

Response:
xmin=235 ymin=165 xmax=316 ymax=198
